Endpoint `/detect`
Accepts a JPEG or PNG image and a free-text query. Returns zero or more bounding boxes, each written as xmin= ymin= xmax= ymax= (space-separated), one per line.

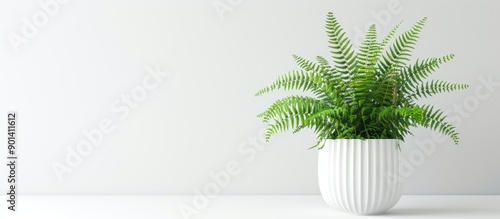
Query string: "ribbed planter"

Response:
xmin=318 ymin=139 xmax=403 ymax=215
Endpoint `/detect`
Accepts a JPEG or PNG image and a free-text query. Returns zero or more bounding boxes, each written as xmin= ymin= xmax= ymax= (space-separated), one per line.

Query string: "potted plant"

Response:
xmin=255 ymin=12 xmax=468 ymax=215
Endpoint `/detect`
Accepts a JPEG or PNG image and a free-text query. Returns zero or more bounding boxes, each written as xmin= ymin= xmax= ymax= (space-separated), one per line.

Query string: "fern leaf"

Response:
xmin=410 ymin=80 xmax=469 ymax=99
xmin=255 ymin=70 xmax=324 ymax=96
xmin=379 ymin=17 xmax=427 ymax=74
xmin=401 ymin=54 xmax=455 ymax=93
xmin=325 ymin=12 xmax=357 ymax=85
xmin=381 ymin=20 xmax=403 ymax=48
xmin=417 ymin=105 xmax=460 ymax=144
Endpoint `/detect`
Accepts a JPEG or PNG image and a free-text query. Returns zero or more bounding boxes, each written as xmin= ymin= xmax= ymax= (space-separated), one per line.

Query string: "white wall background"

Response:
xmin=0 ymin=0 xmax=498 ymax=195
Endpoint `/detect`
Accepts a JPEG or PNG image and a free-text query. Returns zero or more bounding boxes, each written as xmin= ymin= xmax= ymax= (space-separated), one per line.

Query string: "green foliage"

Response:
xmin=256 ymin=12 xmax=469 ymax=149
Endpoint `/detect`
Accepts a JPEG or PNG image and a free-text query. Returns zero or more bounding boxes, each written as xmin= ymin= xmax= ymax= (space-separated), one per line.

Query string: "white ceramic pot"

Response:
xmin=318 ymin=139 xmax=403 ymax=215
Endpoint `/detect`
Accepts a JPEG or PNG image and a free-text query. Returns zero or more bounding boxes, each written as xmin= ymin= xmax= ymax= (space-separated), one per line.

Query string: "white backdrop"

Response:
xmin=0 ymin=0 xmax=498 ymax=195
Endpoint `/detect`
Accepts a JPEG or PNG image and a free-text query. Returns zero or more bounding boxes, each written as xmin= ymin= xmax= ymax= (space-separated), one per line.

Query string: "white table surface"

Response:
xmin=4 ymin=195 xmax=500 ymax=219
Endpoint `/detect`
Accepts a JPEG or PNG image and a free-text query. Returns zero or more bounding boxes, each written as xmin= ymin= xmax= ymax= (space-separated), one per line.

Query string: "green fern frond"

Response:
xmin=401 ymin=54 xmax=455 ymax=93
xmin=255 ymin=70 xmax=324 ymax=96
xmin=293 ymin=54 xmax=328 ymax=73
xmin=410 ymin=80 xmax=469 ymax=99
xmin=258 ymin=95 xmax=328 ymax=122
xmin=357 ymin=24 xmax=379 ymax=72
xmin=315 ymin=56 xmax=331 ymax=69
xmin=265 ymin=114 xmax=308 ymax=141
xmin=417 ymin=105 xmax=460 ymax=144
xmin=292 ymin=54 xmax=345 ymax=100
xmin=352 ymin=24 xmax=380 ymax=105
xmin=381 ymin=20 xmax=403 ymax=47
xmin=379 ymin=17 xmax=427 ymax=74
xmin=325 ymin=12 xmax=357 ymax=78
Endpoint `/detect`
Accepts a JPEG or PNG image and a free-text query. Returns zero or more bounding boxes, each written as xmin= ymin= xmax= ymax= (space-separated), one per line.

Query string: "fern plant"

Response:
xmin=256 ymin=13 xmax=468 ymax=149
